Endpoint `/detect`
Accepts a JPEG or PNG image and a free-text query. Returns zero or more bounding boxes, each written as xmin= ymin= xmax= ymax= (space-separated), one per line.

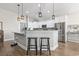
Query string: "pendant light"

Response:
xmin=38 ymin=3 xmax=42 ymax=17
xmin=21 ymin=3 xmax=24 ymax=20
xmin=17 ymin=4 xmax=21 ymax=21
xmin=52 ymin=2 xmax=55 ymax=20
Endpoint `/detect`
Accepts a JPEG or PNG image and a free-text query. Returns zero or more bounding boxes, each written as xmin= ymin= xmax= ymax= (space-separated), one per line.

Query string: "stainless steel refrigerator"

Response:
xmin=55 ymin=22 xmax=65 ymax=43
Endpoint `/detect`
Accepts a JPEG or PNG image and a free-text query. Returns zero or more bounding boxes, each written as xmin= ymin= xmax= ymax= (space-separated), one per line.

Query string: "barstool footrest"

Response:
xmin=41 ymin=47 xmax=48 ymax=49
xmin=42 ymin=45 xmax=48 ymax=46
xmin=29 ymin=47 xmax=36 ymax=49
xmin=29 ymin=45 xmax=36 ymax=46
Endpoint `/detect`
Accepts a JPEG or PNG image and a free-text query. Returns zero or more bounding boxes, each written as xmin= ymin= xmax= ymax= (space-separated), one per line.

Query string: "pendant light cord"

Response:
xmin=52 ymin=0 xmax=55 ymax=20
xmin=40 ymin=3 xmax=41 ymax=12
xmin=21 ymin=3 xmax=23 ymax=16
xmin=38 ymin=3 xmax=42 ymax=17
xmin=53 ymin=0 xmax=54 ymax=15
xmin=17 ymin=4 xmax=20 ymax=17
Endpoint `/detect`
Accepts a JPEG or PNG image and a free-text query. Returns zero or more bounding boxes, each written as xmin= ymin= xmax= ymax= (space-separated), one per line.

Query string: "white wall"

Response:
xmin=31 ymin=16 xmax=65 ymax=29
xmin=67 ymin=13 xmax=79 ymax=25
xmin=66 ymin=12 xmax=79 ymax=43
xmin=38 ymin=20 xmax=55 ymax=28
xmin=27 ymin=20 xmax=55 ymax=30
xmin=0 ymin=8 xmax=20 ymax=41
xmin=27 ymin=19 xmax=62 ymax=29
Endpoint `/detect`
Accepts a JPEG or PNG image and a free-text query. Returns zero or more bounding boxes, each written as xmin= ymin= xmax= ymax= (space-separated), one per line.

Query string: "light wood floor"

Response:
xmin=0 ymin=41 xmax=79 ymax=56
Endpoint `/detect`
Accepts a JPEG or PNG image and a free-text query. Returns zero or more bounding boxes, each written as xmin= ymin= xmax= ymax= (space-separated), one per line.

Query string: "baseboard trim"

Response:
xmin=4 ymin=39 xmax=14 ymax=41
xmin=16 ymin=42 xmax=27 ymax=50
xmin=68 ymin=39 xmax=79 ymax=43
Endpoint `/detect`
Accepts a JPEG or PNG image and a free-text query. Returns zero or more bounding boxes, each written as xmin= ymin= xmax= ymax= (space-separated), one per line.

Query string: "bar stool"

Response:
xmin=40 ymin=37 xmax=51 ymax=55
xmin=27 ymin=37 xmax=37 ymax=55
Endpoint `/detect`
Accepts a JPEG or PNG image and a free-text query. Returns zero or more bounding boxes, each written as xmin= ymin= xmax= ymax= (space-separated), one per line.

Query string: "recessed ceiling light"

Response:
xmin=47 ymin=10 xmax=50 ymax=13
xmin=25 ymin=11 xmax=29 ymax=14
xmin=38 ymin=3 xmax=40 ymax=7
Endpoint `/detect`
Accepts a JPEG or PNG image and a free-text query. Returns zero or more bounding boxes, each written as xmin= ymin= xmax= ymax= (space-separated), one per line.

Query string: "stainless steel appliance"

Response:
xmin=55 ymin=22 xmax=65 ymax=43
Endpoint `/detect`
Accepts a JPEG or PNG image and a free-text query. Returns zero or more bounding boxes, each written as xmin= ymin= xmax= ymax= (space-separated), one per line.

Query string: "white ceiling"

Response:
xmin=0 ymin=3 xmax=79 ymax=21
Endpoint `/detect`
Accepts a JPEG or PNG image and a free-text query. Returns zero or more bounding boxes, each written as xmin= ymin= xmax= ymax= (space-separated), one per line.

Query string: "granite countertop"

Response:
xmin=14 ymin=32 xmax=25 ymax=35
xmin=14 ymin=29 xmax=58 ymax=34
xmin=33 ymin=28 xmax=58 ymax=30
xmin=26 ymin=29 xmax=58 ymax=31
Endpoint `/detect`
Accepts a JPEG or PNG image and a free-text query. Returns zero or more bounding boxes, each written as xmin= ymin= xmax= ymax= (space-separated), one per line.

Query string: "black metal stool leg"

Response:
xmin=47 ymin=39 xmax=51 ymax=55
xmin=27 ymin=38 xmax=30 ymax=55
xmin=35 ymin=39 xmax=37 ymax=55
xmin=27 ymin=37 xmax=38 ymax=56
xmin=40 ymin=37 xmax=51 ymax=56
xmin=40 ymin=39 xmax=42 ymax=55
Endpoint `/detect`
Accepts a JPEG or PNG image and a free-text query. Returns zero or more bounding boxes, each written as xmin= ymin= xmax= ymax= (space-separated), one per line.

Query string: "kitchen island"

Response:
xmin=14 ymin=30 xmax=58 ymax=51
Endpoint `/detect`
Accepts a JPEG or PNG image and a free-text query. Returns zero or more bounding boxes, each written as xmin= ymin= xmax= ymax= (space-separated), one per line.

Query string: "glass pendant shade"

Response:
xmin=21 ymin=3 xmax=24 ymax=20
xmin=17 ymin=16 xmax=21 ymax=21
xmin=38 ymin=11 xmax=42 ymax=17
xmin=52 ymin=14 xmax=55 ymax=19
xmin=17 ymin=3 xmax=24 ymax=21
xmin=38 ymin=3 xmax=42 ymax=17
xmin=21 ymin=15 xmax=24 ymax=20
xmin=17 ymin=4 xmax=21 ymax=21
xmin=52 ymin=1 xmax=55 ymax=20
